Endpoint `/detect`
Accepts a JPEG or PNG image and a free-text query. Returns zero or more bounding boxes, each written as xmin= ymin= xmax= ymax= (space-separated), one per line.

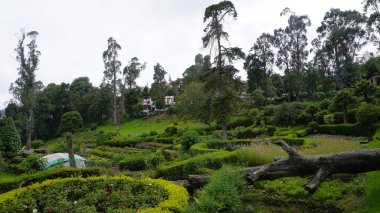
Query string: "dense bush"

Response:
xmin=0 ymin=168 xmax=101 ymax=194
xmin=188 ymin=166 xmax=246 ymax=213
xmin=156 ymin=151 xmax=237 ymax=180
xmin=18 ymin=155 xmax=47 ymax=174
xmin=274 ymin=103 xmax=300 ymax=126
xmin=164 ymin=126 xmax=178 ymax=136
xmin=226 ymin=117 xmax=254 ymax=129
xmin=0 ymin=118 xmax=21 ymax=160
xmin=0 ymin=176 xmax=189 ymax=213
xmin=178 ymin=130 xmax=200 ymax=152
xmin=307 ymin=121 xmax=319 ymax=134
xmin=266 ymin=125 xmax=276 ymax=136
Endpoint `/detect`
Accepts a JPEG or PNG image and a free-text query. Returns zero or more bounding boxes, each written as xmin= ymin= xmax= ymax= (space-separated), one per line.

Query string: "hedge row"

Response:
xmin=101 ymin=136 xmax=176 ymax=147
xmin=189 ymin=143 xmax=220 ymax=155
xmin=236 ymin=127 xmax=266 ymax=139
xmin=316 ymin=123 xmax=367 ymax=137
xmin=0 ymin=176 xmax=189 ymax=213
xmin=0 ymin=167 xmax=101 ymax=194
xmin=155 ymin=151 xmax=237 ymax=180
xmin=206 ymin=139 xmax=253 ymax=149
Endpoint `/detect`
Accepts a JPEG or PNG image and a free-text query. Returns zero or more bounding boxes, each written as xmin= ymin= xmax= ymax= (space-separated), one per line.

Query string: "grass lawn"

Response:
xmin=99 ymin=118 xmax=206 ymax=136
xmin=364 ymin=128 xmax=380 ymax=212
xmin=0 ymin=171 xmax=17 ymax=181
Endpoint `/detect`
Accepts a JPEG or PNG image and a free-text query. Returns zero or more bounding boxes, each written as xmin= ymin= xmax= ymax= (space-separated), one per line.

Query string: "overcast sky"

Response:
xmin=0 ymin=0 xmax=364 ymax=108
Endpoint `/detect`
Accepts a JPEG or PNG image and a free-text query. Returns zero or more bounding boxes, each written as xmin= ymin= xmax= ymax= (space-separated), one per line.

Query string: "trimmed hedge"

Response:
xmin=0 ymin=176 xmax=189 ymax=213
xmin=207 ymin=139 xmax=253 ymax=149
xmin=156 ymin=151 xmax=237 ymax=180
xmin=236 ymin=127 xmax=265 ymax=139
xmin=317 ymin=123 xmax=366 ymax=137
xmin=101 ymin=136 xmax=176 ymax=147
xmin=189 ymin=143 xmax=219 ymax=155
xmin=0 ymin=167 xmax=100 ymax=194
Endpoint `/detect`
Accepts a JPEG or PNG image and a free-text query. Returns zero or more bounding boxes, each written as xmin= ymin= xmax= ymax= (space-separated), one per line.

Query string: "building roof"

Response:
xmin=43 ymin=153 xmax=86 ymax=168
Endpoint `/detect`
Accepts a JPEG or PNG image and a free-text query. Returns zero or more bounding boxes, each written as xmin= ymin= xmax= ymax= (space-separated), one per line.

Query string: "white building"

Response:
xmin=142 ymin=96 xmax=175 ymax=115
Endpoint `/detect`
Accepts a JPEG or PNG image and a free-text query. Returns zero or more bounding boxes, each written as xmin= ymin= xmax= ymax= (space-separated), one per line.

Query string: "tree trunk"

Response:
xmin=182 ymin=140 xmax=380 ymax=193
xmin=221 ymin=122 xmax=228 ymax=140
xmin=66 ymin=136 xmax=76 ymax=168
xmin=26 ymin=109 xmax=33 ymax=150
xmin=343 ymin=105 xmax=348 ymax=124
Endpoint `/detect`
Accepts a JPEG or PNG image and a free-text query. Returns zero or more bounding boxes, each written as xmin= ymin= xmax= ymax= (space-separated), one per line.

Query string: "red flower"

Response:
xmin=47 ymin=207 xmax=52 ymax=213
xmin=120 ymin=199 xmax=125 ymax=203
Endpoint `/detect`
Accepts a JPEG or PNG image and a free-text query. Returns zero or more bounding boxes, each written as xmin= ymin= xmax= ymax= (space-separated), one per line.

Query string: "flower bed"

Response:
xmin=0 ymin=176 xmax=188 ymax=213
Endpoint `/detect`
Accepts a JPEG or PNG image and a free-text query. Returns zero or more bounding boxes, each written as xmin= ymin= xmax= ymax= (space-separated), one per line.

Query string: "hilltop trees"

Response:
xmin=9 ymin=31 xmax=42 ymax=150
xmin=103 ymin=37 xmax=122 ymax=126
xmin=313 ymin=9 xmax=367 ymax=88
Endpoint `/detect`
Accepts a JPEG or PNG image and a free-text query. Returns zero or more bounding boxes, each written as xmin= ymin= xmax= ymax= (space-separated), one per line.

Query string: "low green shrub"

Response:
xmin=164 ymin=126 xmax=178 ymax=136
xmin=266 ymin=125 xmax=276 ymax=137
xmin=189 ymin=143 xmax=219 ymax=155
xmin=117 ymin=151 xmax=166 ymax=171
xmin=0 ymin=168 xmax=100 ymax=194
xmin=156 ymin=151 xmax=237 ymax=180
xmin=18 ymin=155 xmax=47 ymax=174
xmin=0 ymin=176 xmax=189 ymax=213
xmin=177 ymin=130 xmax=200 ymax=152
xmin=188 ymin=166 xmax=246 ymax=213
xmin=307 ymin=121 xmax=319 ymax=134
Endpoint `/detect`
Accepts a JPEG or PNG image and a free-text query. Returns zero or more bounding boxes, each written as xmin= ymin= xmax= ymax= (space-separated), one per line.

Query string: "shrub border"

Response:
xmin=0 ymin=176 xmax=189 ymax=213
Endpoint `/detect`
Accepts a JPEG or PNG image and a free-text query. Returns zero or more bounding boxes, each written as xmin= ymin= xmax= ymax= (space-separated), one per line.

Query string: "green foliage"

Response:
xmin=354 ymin=79 xmax=376 ymax=102
xmin=0 ymin=118 xmax=21 ymax=160
xmin=274 ymin=103 xmax=300 ymax=126
xmin=149 ymin=130 xmax=158 ymax=136
xmin=226 ymin=117 xmax=254 ymax=129
xmin=189 ymin=166 xmax=246 ymax=213
xmin=178 ymin=130 xmax=200 ymax=152
xmin=251 ymin=89 xmax=266 ymax=107
xmin=117 ymin=151 xmax=166 ymax=171
xmin=59 ymin=111 xmax=83 ymax=134
xmin=236 ymin=127 xmax=265 ymax=139
xmin=356 ymin=103 xmax=380 ymax=139
xmin=0 ymin=176 xmax=188 ymax=213
xmin=266 ymin=125 xmax=276 ymax=136
xmin=164 ymin=126 xmax=178 ymax=136
xmin=156 ymin=151 xmax=237 ymax=180
xmin=18 ymin=155 xmax=46 ymax=174
xmin=31 ymin=140 xmax=44 ymax=149
xmin=307 ymin=121 xmax=319 ymax=134
xmin=0 ymin=168 xmax=101 ymax=194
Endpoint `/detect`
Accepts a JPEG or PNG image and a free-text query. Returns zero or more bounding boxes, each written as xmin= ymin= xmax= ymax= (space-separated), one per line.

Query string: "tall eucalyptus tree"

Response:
xmin=10 ymin=31 xmax=42 ymax=149
xmin=202 ymin=1 xmax=245 ymax=140
xmin=103 ymin=37 xmax=122 ymax=126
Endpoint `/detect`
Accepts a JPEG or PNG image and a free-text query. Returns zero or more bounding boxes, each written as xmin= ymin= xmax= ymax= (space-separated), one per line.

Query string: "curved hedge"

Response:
xmin=0 ymin=176 xmax=189 ymax=213
xmin=156 ymin=151 xmax=237 ymax=180
xmin=0 ymin=167 xmax=100 ymax=194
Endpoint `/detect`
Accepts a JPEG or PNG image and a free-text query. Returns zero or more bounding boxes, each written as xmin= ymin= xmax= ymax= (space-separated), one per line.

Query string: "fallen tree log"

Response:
xmin=184 ymin=140 xmax=380 ymax=193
